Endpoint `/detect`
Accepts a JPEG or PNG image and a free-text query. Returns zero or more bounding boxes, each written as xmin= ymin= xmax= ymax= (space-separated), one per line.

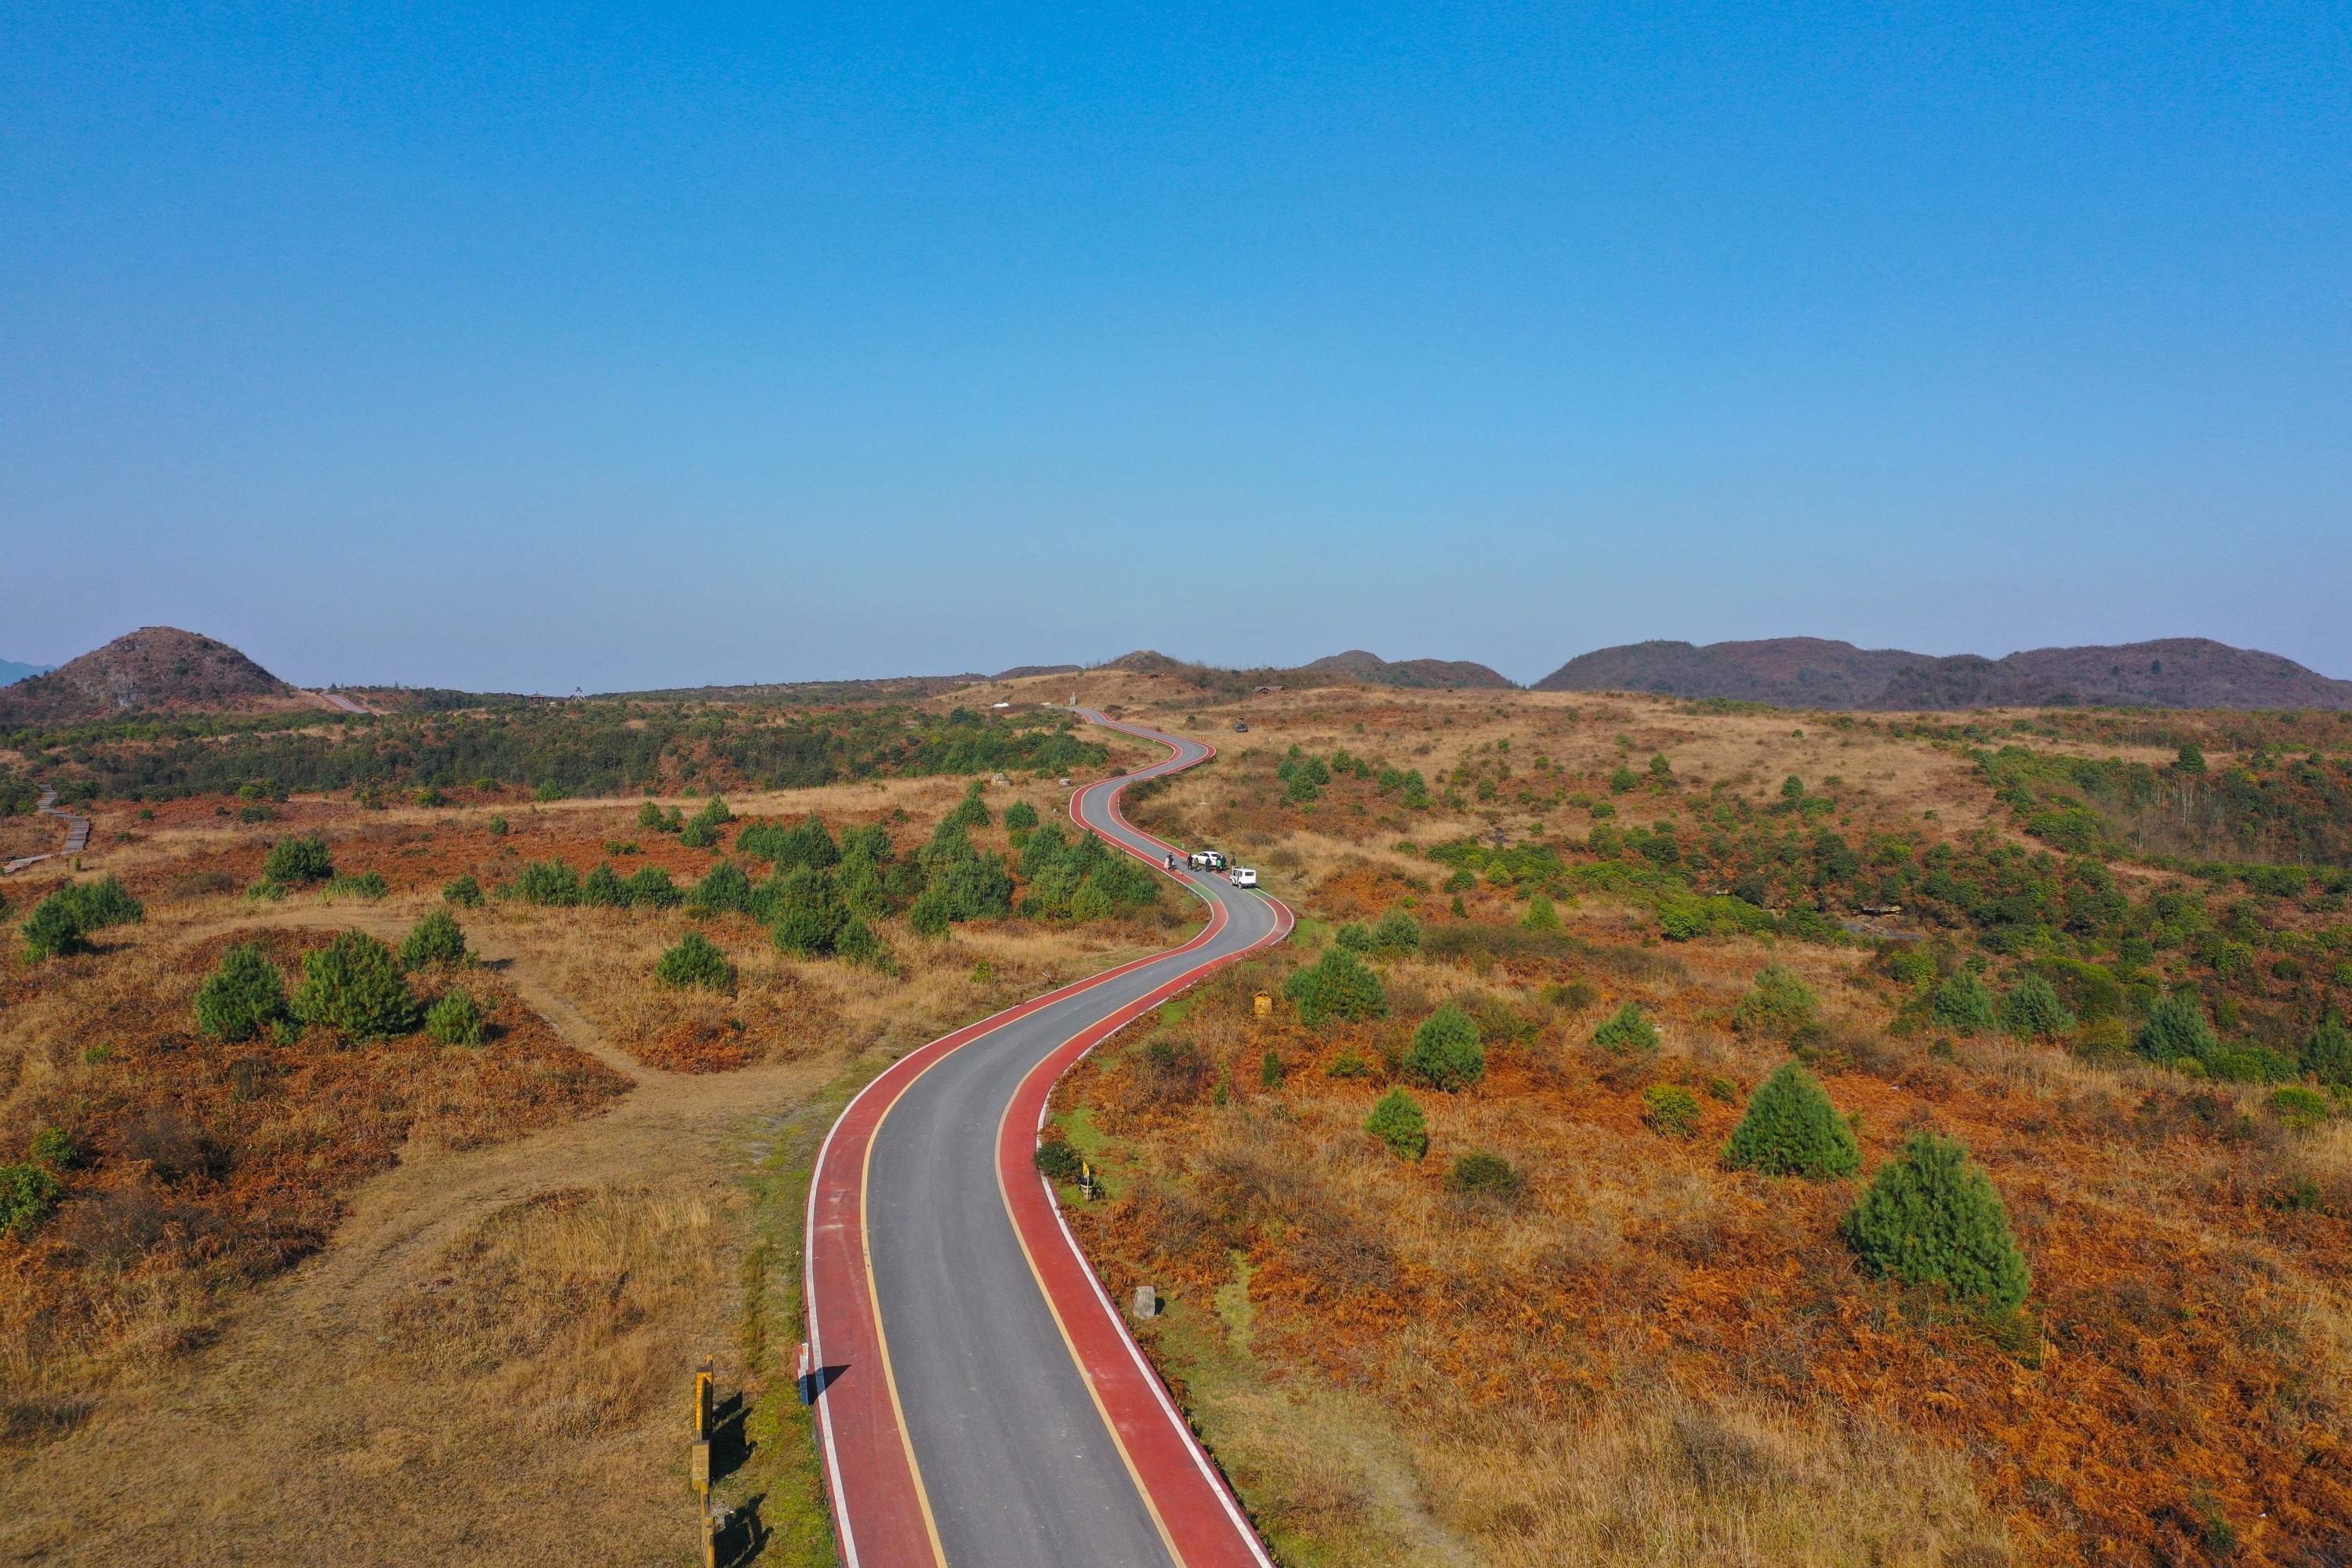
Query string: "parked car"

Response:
xmin=1228 ymin=867 xmax=1258 ymax=888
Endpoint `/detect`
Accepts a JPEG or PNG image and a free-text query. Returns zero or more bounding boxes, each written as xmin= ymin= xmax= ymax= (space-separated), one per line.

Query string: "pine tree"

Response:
xmin=2304 ymin=1014 xmax=2352 ymax=1087
xmin=1722 ymin=1060 xmax=1860 ymax=1179
xmin=292 ymin=931 xmax=419 ymax=1040
xmin=1283 ymin=946 xmax=1388 ymax=1025
xmin=690 ymin=861 xmax=755 ymax=915
xmin=2136 ymin=993 xmax=2220 ymax=1066
xmin=1999 ymin=971 xmax=2077 ymax=1041
xmin=194 ymin=942 xmax=289 ymax=1041
xmin=426 ymin=987 xmax=487 ymax=1045
xmin=1842 ymin=1131 xmax=2031 ymax=1308
xmin=1364 ymin=1088 xmax=1428 ymax=1160
xmin=263 ymin=834 xmax=336 ymax=884
xmin=1929 ymin=970 xmax=1999 ymax=1035
xmin=20 ymin=895 xmax=90 ymax=960
xmin=397 ymin=908 xmax=470 ymax=971
xmin=582 ymin=862 xmax=632 ymax=907
xmin=1404 ymin=1003 xmax=1485 ymax=1091
xmin=1592 ymin=1001 xmax=1658 ymax=1054
xmin=1004 ymin=800 xmax=1039 ymax=832
xmin=1521 ymin=893 xmax=1563 ymax=933
xmin=656 ymin=931 xmax=736 ymax=991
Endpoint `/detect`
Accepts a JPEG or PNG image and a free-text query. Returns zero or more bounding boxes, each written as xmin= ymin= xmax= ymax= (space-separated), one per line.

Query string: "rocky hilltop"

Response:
xmin=1303 ymin=649 xmax=1516 ymax=690
xmin=0 ymin=627 xmax=296 ymax=722
xmin=1534 ymin=636 xmax=2352 ymax=711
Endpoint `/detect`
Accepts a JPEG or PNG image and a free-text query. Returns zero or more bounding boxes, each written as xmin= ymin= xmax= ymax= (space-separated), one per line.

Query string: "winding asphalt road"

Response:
xmin=804 ymin=713 xmax=1288 ymax=1567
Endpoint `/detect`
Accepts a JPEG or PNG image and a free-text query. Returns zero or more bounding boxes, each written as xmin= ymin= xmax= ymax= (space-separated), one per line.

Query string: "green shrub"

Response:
xmin=534 ymin=781 xmax=568 ymax=802
xmin=21 ymin=895 xmax=92 ymax=960
xmin=835 ymin=916 xmax=891 ymax=970
xmin=426 ymin=986 xmax=488 ymax=1045
xmin=245 ymin=878 xmax=288 ymax=902
xmin=1404 ymin=1003 xmax=1485 ymax=1091
xmin=624 ymin=866 xmax=681 ymax=909
xmin=690 ymin=862 xmax=755 ymax=915
xmin=2000 ymin=972 xmax=2077 ymax=1041
xmin=1034 ymin=1140 xmax=1083 ymax=1183
xmin=775 ymin=903 xmax=837 ymax=957
xmin=57 ymin=877 xmax=143 ymax=931
xmin=398 ymin=909 xmax=470 ymax=970
xmin=1284 ymin=946 xmax=1388 ymax=1026
xmin=292 ymin=931 xmax=420 ymax=1040
xmin=0 ymin=1163 xmax=63 ymax=1239
xmin=1261 ymin=1050 xmax=1284 ymax=1087
xmin=194 ymin=942 xmax=289 ymax=1040
xmin=1733 ymin=964 xmax=1818 ymax=1039
xmin=1521 ymin=893 xmax=1563 ymax=933
xmin=1929 ymin=971 xmax=1999 ymax=1035
xmin=2136 ymin=993 xmax=2220 ymax=1066
xmin=680 ymin=816 xmax=719 ymax=848
xmin=508 ymin=860 xmax=582 ymax=906
xmin=1004 ymin=800 xmax=1040 ymax=832
xmin=415 ymin=786 xmax=445 ymax=808
xmin=582 ymin=862 xmax=630 ymax=907
xmin=944 ymin=782 xmax=993 ymax=830
xmin=29 ymin=1127 xmax=78 ymax=1169
xmin=656 ymin=931 xmax=736 ymax=991
xmin=1642 ymin=1084 xmax=1704 ymax=1140
xmin=264 ymin=834 xmax=335 ymax=884
xmin=1326 ymin=1051 xmax=1371 ymax=1080
xmin=486 ymin=816 xmax=509 ymax=837
xmin=909 ymin=887 xmax=953 ymax=938
xmin=1364 ymin=1088 xmax=1428 ymax=1160
xmin=1335 ymin=922 xmax=1375 ymax=953
xmin=1609 ymin=766 xmax=1639 ymax=793
xmin=1373 ymin=908 xmax=1421 ymax=953
xmin=1447 ymin=1151 xmax=1523 ymax=1196
xmin=2303 ymin=1014 xmax=2352 ymax=1087
xmin=1592 ymin=1002 xmax=1658 ymax=1054
xmin=637 ymin=799 xmax=667 ymax=830
xmin=324 ymin=871 xmax=389 ymax=900
xmin=443 ymin=874 xmax=484 ymax=908
xmin=1722 ymin=1061 xmax=1860 ymax=1179
xmin=2271 ymin=1085 xmax=2330 ymax=1131
xmin=2212 ymin=1046 xmax=2299 ymax=1084
xmin=1842 ymin=1131 xmax=2031 ymax=1308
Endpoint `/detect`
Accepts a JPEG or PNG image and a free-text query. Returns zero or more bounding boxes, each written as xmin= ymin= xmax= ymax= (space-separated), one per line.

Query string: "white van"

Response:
xmin=1228 ymin=867 xmax=1258 ymax=888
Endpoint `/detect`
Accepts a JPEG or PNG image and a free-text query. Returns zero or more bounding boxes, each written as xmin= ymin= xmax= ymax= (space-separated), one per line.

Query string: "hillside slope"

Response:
xmin=1536 ymin=636 xmax=2352 ymax=711
xmin=1304 ymin=649 xmax=1516 ymax=690
xmin=0 ymin=627 xmax=293 ymax=721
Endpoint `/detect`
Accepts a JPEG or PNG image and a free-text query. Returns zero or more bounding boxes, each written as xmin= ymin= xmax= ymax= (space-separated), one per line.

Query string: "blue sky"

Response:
xmin=4 ymin=2 xmax=2347 ymax=691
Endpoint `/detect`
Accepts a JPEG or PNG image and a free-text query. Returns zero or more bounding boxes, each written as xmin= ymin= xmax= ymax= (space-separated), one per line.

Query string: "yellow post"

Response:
xmin=1254 ymin=993 xmax=1272 ymax=1017
xmin=702 ymin=1509 xmax=718 ymax=1568
xmin=695 ymin=1363 xmax=713 ymax=1441
xmin=691 ymin=1440 xmax=712 ymax=1497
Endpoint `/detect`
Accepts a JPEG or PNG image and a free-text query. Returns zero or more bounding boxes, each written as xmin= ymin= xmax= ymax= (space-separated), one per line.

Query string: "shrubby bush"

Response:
xmin=398 ymin=909 xmax=469 ymax=971
xmin=2271 ymin=1085 xmax=2330 ymax=1131
xmin=1592 ymin=1002 xmax=1657 ymax=1054
xmin=944 ymin=782 xmax=993 ymax=831
xmin=1521 ymin=893 xmax=1563 ymax=932
xmin=690 ymin=861 xmax=755 ymax=915
xmin=1842 ymin=1131 xmax=2030 ymax=1308
xmin=2000 ymin=972 xmax=2076 ymax=1041
xmin=443 ymin=874 xmax=484 ymax=907
xmin=2136 ymin=993 xmax=2220 ymax=1067
xmin=1642 ymin=1083 xmax=1704 ymax=1139
xmin=1930 ymin=970 xmax=1999 ymax=1034
xmin=1018 ymin=822 xmax=1152 ymax=922
xmin=1004 ymin=800 xmax=1039 ymax=832
xmin=1364 ymin=1088 xmax=1428 ymax=1160
xmin=1448 ymin=1151 xmax=1522 ymax=1196
xmin=426 ymin=986 xmax=487 ymax=1045
xmin=264 ymin=834 xmax=336 ymax=884
xmin=2305 ymin=1014 xmax=2352 ymax=1086
xmin=1404 ymin=1003 xmax=1484 ymax=1091
xmin=507 ymin=860 xmax=583 ymax=906
xmin=582 ymin=862 xmax=631 ymax=906
xmin=292 ymin=931 xmax=419 ymax=1040
xmin=1373 ymin=908 xmax=1421 ymax=953
xmin=626 ymin=866 xmax=681 ymax=909
xmin=0 ymin=1162 xmax=63 ymax=1239
xmin=1285 ymin=946 xmax=1388 ymax=1025
xmin=324 ymin=871 xmax=389 ymax=900
xmin=1722 ymin=1061 xmax=1860 ymax=1179
xmin=21 ymin=895 xmax=90 ymax=960
xmin=1733 ymin=964 xmax=1818 ymax=1039
xmin=195 ymin=942 xmax=289 ymax=1040
xmin=656 ymin=931 xmax=735 ymax=991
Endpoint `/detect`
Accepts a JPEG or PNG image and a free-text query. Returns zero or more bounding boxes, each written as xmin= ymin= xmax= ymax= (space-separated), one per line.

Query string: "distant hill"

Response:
xmin=1534 ymin=637 xmax=2352 ymax=711
xmin=0 ymin=659 xmax=54 ymax=688
xmin=1304 ymin=650 xmax=1516 ymax=691
xmin=0 ymin=627 xmax=296 ymax=722
xmin=606 ymin=673 xmax=987 ymax=706
xmin=993 ymin=663 xmax=1083 ymax=681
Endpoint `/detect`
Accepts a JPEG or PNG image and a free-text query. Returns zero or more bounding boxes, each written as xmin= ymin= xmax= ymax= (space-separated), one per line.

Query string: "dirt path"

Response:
xmin=0 ymin=909 xmax=833 ymax=1567
xmin=1 ymin=786 xmax=87 ymax=875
